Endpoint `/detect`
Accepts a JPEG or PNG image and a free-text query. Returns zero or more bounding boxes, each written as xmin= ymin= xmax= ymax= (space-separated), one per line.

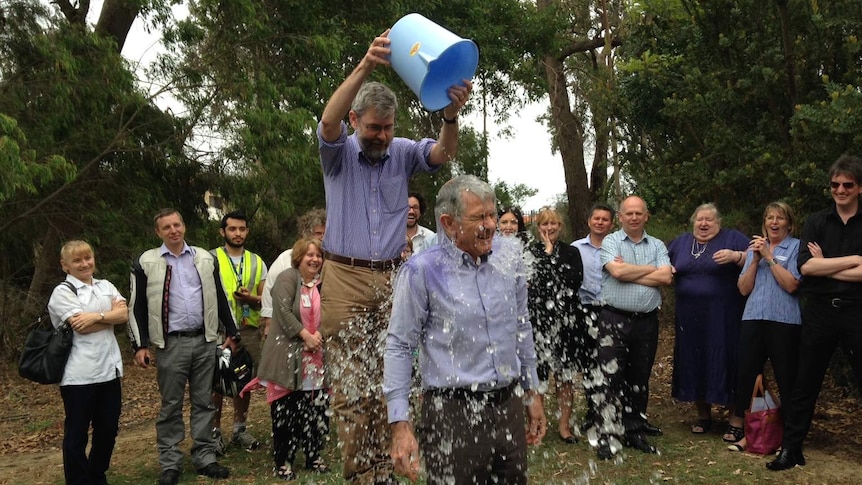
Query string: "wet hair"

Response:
xmin=290 ymin=237 xmax=323 ymax=269
xmin=689 ymin=203 xmax=721 ymax=225
xmin=352 ymin=82 xmax=398 ymax=119
xmin=60 ymin=240 xmax=94 ymax=263
xmin=762 ymin=201 xmax=797 ymax=236
xmin=435 ymin=175 xmax=497 ymax=222
xmin=408 ymin=192 xmax=427 ymax=215
xmin=828 ymin=154 xmax=862 ymax=185
xmin=153 ymin=208 xmax=182 ymax=228
xmin=220 ymin=210 xmax=248 ymax=229
xmin=297 ymin=208 xmax=327 ymax=238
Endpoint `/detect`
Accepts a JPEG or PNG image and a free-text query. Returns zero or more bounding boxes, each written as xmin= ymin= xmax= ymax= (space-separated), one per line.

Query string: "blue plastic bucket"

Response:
xmin=388 ymin=13 xmax=479 ymax=112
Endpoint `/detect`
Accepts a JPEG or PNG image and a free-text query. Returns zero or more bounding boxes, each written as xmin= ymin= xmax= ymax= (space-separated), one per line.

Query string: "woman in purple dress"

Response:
xmin=668 ymin=203 xmax=749 ymax=442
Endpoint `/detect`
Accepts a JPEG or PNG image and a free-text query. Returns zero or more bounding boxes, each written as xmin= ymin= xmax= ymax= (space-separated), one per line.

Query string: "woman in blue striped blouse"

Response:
xmin=729 ymin=201 xmax=802 ymax=452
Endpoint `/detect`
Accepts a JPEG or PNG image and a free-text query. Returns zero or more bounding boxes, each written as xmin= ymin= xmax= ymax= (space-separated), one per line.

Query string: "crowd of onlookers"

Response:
xmin=41 ymin=27 xmax=862 ymax=485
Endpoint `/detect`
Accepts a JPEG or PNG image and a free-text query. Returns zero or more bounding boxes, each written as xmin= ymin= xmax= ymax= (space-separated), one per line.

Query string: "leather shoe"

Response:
xmin=624 ymin=432 xmax=659 ymax=454
xmin=197 ymin=462 xmax=230 ymax=479
xmin=641 ymin=421 xmax=663 ymax=436
xmin=159 ymin=469 xmax=180 ymax=485
xmin=596 ymin=437 xmax=614 ymax=461
xmin=766 ymin=448 xmax=805 ymax=471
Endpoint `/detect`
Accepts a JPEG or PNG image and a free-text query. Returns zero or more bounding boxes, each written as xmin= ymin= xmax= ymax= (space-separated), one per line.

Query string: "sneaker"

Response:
xmin=230 ymin=429 xmax=260 ymax=450
xmin=197 ymin=462 xmax=230 ymax=479
xmin=212 ymin=428 xmax=226 ymax=456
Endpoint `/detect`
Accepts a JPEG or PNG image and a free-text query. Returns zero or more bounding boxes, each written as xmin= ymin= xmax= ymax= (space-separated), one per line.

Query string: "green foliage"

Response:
xmin=617 ymin=0 xmax=862 ymax=223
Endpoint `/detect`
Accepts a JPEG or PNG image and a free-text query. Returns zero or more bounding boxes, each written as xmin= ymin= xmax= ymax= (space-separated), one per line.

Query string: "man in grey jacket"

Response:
xmin=128 ymin=208 xmax=240 ymax=485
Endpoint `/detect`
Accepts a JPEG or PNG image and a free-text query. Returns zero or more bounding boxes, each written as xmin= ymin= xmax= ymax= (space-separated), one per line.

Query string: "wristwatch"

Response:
xmin=766 ymin=258 xmax=778 ymax=266
xmin=99 ymin=312 xmax=105 ymax=320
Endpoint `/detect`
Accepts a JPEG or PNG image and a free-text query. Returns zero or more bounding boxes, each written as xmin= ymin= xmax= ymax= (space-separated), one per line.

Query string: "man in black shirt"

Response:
xmin=768 ymin=155 xmax=862 ymax=471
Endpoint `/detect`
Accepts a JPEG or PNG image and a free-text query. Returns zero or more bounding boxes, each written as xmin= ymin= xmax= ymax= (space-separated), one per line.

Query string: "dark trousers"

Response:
xmin=580 ymin=304 xmax=602 ymax=422
xmin=596 ymin=308 xmax=659 ymax=435
xmin=419 ymin=385 xmax=528 ymax=485
xmin=271 ymin=390 xmax=329 ymax=468
xmin=783 ymin=297 xmax=862 ymax=450
xmin=60 ymin=378 xmax=122 ymax=485
xmin=733 ymin=320 xmax=802 ymax=419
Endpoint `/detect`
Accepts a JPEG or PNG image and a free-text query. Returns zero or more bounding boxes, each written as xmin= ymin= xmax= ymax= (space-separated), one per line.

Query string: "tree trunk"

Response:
xmin=542 ymin=53 xmax=590 ymax=238
xmin=94 ymin=0 xmax=141 ymax=52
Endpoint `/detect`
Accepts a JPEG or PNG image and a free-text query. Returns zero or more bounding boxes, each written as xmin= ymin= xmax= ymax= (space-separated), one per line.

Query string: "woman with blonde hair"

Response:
xmin=728 ymin=201 xmax=802 ymax=452
xmin=527 ymin=208 xmax=585 ymax=443
xmin=48 ymin=240 xmax=128 ymax=485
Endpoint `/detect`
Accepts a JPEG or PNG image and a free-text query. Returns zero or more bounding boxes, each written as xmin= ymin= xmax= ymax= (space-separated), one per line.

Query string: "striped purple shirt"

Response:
xmin=318 ymin=121 xmax=440 ymax=260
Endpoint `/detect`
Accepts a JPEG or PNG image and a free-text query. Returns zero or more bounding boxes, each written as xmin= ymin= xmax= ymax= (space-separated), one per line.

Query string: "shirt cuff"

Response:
xmin=387 ymin=397 xmax=410 ymax=424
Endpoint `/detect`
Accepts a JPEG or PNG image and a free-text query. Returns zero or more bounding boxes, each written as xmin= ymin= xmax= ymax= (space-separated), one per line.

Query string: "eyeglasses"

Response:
xmin=830 ymin=181 xmax=857 ymax=190
xmin=358 ymin=120 xmax=396 ymax=134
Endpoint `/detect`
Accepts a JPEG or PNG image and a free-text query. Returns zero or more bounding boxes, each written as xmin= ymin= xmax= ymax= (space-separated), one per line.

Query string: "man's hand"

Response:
xmin=134 ymin=348 xmax=153 ymax=368
xmin=360 ymin=29 xmax=392 ymax=72
xmin=525 ymin=390 xmax=547 ymax=446
xmin=390 ymin=421 xmax=420 ymax=481
xmin=442 ymin=80 xmax=473 ymax=120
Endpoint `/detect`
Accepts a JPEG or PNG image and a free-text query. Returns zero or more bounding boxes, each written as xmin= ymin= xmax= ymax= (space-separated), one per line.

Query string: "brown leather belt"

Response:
xmin=323 ymin=251 xmax=401 ymax=271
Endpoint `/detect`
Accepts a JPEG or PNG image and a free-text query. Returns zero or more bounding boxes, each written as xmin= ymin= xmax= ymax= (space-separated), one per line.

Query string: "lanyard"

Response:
xmin=225 ymin=247 xmax=245 ymax=289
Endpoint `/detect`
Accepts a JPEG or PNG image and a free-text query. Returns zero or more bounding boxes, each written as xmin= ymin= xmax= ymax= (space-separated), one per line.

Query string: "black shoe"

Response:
xmin=197 ymin=462 xmax=230 ymax=479
xmin=624 ymin=432 xmax=659 ymax=454
xmin=766 ymin=448 xmax=805 ymax=471
xmin=596 ymin=437 xmax=614 ymax=460
xmin=159 ymin=469 xmax=180 ymax=485
xmin=641 ymin=421 xmax=663 ymax=436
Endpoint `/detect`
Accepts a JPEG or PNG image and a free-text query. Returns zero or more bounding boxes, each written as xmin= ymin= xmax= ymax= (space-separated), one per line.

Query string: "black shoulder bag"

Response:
xmin=18 ymin=282 xmax=78 ymax=384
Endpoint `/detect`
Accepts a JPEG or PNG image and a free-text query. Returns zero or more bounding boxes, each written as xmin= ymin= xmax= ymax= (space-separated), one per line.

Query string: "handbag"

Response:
xmin=744 ymin=373 xmax=784 ymax=455
xmin=18 ymin=282 xmax=77 ymax=384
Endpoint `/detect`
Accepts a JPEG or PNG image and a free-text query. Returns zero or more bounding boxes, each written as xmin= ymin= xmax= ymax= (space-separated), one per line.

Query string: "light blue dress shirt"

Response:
xmin=160 ymin=243 xmax=204 ymax=332
xmin=318 ymin=121 xmax=439 ymax=261
xmin=740 ymin=236 xmax=802 ymax=324
xmin=572 ymin=235 xmax=603 ymax=305
xmin=600 ymin=229 xmax=671 ymax=313
xmin=383 ymin=235 xmax=540 ymax=424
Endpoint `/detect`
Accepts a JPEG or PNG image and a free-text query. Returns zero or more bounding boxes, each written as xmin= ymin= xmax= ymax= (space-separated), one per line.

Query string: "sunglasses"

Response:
xmin=830 ymin=181 xmax=857 ymax=190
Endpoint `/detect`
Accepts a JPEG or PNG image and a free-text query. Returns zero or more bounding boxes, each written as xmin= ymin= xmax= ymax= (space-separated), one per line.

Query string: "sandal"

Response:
xmin=275 ymin=465 xmax=296 ymax=481
xmin=723 ymin=424 xmax=744 ymax=443
xmin=727 ymin=437 xmax=747 ymax=452
xmin=691 ymin=417 xmax=712 ymax=434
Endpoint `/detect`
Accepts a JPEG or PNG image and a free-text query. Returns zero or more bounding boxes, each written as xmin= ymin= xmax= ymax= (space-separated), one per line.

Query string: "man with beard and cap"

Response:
xmin=384 ymin=174 xmax=546 ymax=484
xmin=407 ymin=192 xmax=436 ymax=255
xmin=316 ymin=29 xmax=472 ymax=484
xmin=209 ymin=210 xmax=268 ymax=455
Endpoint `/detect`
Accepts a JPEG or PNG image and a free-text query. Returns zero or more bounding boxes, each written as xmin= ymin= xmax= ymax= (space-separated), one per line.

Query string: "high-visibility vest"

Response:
xmin=212 ymin=247 xmax=264 ymax=328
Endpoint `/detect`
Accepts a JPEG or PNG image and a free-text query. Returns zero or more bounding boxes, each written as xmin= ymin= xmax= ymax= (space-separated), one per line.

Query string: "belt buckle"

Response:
xmin=370 ymin=259 xmax=381 ymax=269
xmin=831 ymin=298 xmax=842 ymax=308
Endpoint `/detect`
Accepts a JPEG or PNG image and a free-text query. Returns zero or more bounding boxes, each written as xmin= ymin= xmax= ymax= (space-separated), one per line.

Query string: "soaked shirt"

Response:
xmin=318 ymin=121 xmax=439 ymax=261
xmin=384 ymin=235 xmax=540 ymax=424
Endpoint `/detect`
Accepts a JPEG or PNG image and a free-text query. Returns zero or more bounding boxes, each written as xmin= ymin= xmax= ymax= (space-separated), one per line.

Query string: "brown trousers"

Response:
xmin=320 ymin=260 xmax=394 ymax=484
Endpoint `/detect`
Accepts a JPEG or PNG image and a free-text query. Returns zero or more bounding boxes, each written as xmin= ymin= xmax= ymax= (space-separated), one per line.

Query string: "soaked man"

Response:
xmin=384 ymin=175 xmax=547 ymax=484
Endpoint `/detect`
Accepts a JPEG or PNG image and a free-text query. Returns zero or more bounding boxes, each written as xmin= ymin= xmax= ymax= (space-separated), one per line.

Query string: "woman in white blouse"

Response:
xmin=48 ymin=240 xmax=128 ymax=485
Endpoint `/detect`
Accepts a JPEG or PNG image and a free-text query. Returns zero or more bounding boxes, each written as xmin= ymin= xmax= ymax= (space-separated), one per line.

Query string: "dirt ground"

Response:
xmin=1 ymin=321 xmax=860 ymax=484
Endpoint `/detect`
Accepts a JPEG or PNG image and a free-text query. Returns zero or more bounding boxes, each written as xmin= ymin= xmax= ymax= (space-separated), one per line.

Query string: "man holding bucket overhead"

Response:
xmin=317 ymin=26 xmax=472 ymax=484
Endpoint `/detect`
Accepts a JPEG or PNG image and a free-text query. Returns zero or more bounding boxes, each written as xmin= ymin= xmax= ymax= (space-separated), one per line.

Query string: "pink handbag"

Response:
xmin=744 ymin=374 xmax=784 ymax=455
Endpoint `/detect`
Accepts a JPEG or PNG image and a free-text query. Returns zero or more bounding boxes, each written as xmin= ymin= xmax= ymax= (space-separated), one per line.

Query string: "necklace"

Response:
xmin=690 ymin=238 xmax=709 ymax=259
